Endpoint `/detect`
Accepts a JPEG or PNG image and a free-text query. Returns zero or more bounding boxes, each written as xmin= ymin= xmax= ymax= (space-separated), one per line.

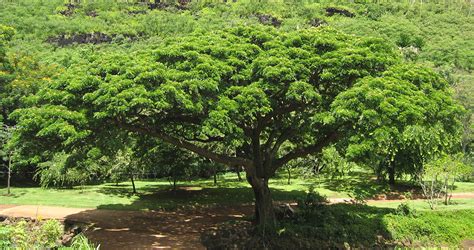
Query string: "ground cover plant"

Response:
xmin=0 ymin=218 xmax=97 ymax=249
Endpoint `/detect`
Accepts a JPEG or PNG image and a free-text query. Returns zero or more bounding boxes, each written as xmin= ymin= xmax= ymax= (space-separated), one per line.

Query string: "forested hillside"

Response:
xmin=1 ymin=0 xmax=472 ymax=130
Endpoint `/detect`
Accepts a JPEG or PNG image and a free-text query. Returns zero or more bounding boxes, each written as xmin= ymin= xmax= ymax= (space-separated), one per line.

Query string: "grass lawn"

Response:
xmin=1 ymin=171 xmax=473 ymax=211
xmin=369 ymin=198 xmax=474 ymax=211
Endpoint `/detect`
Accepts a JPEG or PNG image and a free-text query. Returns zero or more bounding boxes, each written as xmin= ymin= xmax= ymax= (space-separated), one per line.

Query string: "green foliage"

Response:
xmin=297 ymin=185 xmax=328 ymax=217
xmin=0 ymin=219 xmax=63 ymax=249
xmin=280 ymin=204 xmax=473 ymax=247
xmin=0 ymin=224 xmax=13 ymax=248
xmin=394 ymin=202 xmax=417 ymax=217
xmin=418 ymin=153 xmax=472 ymax=209
xmin=335 ymin=64 xmax=464 ymax=181
xmin=10 ymin=24 xmax=406 ymax=189
xmin=0 ymin=0 xmax=471 ymax=231
xmin=320 ymin=146 xmax=356 ymax=179
xmin=384 ymin=209 xmax=474 ymax=246
xmin=35 ymin=152 xmax=95 ymax=188
xmin=68 ymin=233 xmax=99 ymax=250
xmin=39 ymin=219 xmax=63 ymax=248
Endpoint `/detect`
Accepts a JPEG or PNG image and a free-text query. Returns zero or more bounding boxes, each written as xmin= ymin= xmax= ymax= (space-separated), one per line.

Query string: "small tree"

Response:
xmin=107 ymin=149 xmax=138 ymax=193
xmin=418 ymin=153 xmax=472 ymax=209
xmin=0 ymin=123 xmax=15 ymax=195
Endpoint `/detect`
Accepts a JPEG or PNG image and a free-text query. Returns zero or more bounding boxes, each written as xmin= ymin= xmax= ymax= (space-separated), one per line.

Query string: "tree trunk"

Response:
xmin=7 ymin=153 xmax=11 ymax=195
xmin=236 ymin=166 xmax=242 ymax=181
xmin=287 ymin=167 xmax=291 ymax=185
xmin=130 ymin=174 xmax=136 ymax=194
xmin=444 ymin=176 xmax=449 ymax=205
xmin=213 ymin=166 xmax=217 ymax=185
xmin=247 ymin=174 xmax=276 ymax=229
xmin=388 ymin=165 xmax=395 ymax=185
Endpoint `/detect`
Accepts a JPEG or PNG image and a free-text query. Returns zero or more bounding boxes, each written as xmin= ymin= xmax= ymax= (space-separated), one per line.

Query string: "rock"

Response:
xmin=59 ymin=4 xmax=77 ymax=16
xmin=46 ymin=32 xmax=139 ymax=46
xmin=201 ymin=220 xmax=253 ymax=250
xmin=61 ymin=233 xmax=74 ymax=246
xmin=70 ymin=225 xmax=82 ymax=235
xmin=309 ymin=18 xmax=327 ymax=27
xmin=275 ymin=203 xmax=295 ymax=220
xmin=325 ymin=7 xmax=355 ymax=18
xmin=255 ymin=13 xmax=282 ymax=27
xmin=86 ymin=10 xmax=98 ymax=17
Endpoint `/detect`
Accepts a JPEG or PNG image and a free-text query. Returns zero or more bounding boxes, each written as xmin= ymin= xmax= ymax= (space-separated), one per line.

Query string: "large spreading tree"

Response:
xmin=11 ymin=26 xmax=463 ymax=226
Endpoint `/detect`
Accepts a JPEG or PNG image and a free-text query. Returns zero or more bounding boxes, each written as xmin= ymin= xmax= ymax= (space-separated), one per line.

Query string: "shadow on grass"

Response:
xmin=315 ymin=171 xmax=422 ymax=200
xmin=95 ymin=186 xmax=307 ymax=211
xmin=279 ymin=203 xmax=396 ymax=247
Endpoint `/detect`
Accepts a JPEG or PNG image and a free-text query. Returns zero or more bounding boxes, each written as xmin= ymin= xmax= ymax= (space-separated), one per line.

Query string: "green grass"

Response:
xmin=1 ymin=171 xmax=473 ymax=211
xmin=369 ymin=198 xmax=474 ymax=211
xmin=0 ymin=173 xmax=308 ymax=210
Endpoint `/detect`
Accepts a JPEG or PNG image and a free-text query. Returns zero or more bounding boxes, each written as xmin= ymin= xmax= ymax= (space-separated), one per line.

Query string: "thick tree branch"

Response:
xmin=270 ymin=129 xmax=294 ymax=156
xmin=259 ymin=103 xmax=305 ymax=127
xmin=183 ymin=135 xmax=225 ymax=143
xmin=118 ymin=122 xmax=253 ymax=168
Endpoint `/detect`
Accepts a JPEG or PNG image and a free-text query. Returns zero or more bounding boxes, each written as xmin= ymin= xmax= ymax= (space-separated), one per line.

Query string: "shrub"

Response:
xmin=0 ymin=219 xmax=63 ymax=249
xmin=69 ymin=234 xmax=99 ymax=250
xmin=394 ymin=202 xmax=417 ymax=217
xmin=0 ymin=225 xmax=13 ymax=248
xmin=39 ymin=219 xmax=63 ymax=248
xmin=297 ymin=186 xmax=328 ymax=216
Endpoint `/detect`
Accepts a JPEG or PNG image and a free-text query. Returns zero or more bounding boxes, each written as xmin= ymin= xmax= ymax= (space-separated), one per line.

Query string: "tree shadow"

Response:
xmin=64 ymin=202 xmax=255 ymax=249
xmin=0 ymin=191 xmax=27 ymax=198
xmin=319 ymin=171 xmax=421 ymax=200
xmin=63 ymin=186 xmax=298 ymax=249
xmin=279 ymin=203 xmax=396 ymax=248
xmin=95 ymin=186 xmax=307 ymax=211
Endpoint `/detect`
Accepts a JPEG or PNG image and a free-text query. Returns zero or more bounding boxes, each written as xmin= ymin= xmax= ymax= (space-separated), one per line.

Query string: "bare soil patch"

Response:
xmin=67 ymin=205 xmax=253 ymax=249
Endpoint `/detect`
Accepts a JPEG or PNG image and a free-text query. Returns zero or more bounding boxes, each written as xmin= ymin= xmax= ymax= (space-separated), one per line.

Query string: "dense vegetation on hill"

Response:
xmin=0 ymin=0 xmax=471 ymax=169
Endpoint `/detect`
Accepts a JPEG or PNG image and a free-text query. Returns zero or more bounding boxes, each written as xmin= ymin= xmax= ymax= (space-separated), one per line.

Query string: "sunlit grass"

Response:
xmin=1 ymin=171 xmax=473 ymax=211
xmin=369 ymin=198 xmax=474 ymax=211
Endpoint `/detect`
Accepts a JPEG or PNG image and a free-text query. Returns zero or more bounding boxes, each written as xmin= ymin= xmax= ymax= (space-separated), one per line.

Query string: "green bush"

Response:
xmin=67 ymin=234 xmax=99 ymax=250
xmin=0 ymin=225 xmax=13 ymax=248
xmin=39 ymin=219 xmax=63 ymax=248
xmin=296 ymin=186 xmax=328 ymax=218
xmin=394 ymin=202 xmax=417 ymax=217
